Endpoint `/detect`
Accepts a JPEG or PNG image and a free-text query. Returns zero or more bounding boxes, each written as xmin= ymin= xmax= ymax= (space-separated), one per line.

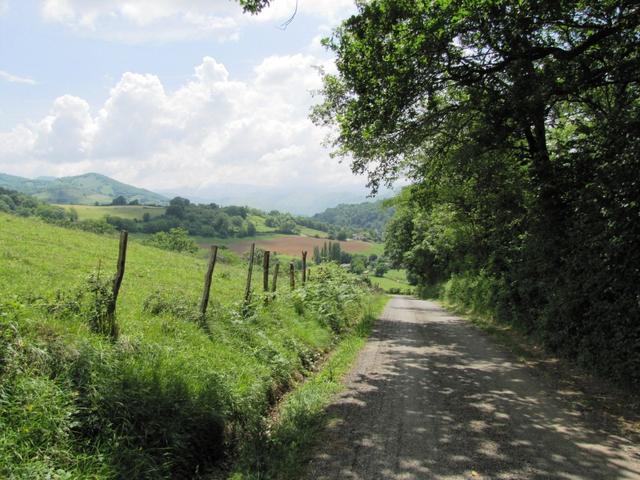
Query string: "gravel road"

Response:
xmin=305 ymin=296 xmax=640 ymax=479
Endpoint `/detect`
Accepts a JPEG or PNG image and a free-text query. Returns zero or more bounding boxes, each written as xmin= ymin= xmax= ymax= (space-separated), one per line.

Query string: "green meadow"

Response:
xmin=0 ymin=212 xmax=384 ymax=478
xmin=56 ymin=204 xmax=166 ymax=221
xmin=369 ymin=269 xmax=414 ymax=294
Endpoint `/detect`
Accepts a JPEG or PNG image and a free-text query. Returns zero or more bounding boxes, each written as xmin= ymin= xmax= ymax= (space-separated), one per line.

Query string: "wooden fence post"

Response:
xmin=302 ymin=251 xmax=307 ymax=284
xmin=263 ymin=250 xmax=270 ymax=292
xmin=112 ymin=230 xmax=128 ymax=305
xmin=199 ymin=245 xmax=218 ymax=317
xmin=244 ymin=243 xmax=255 ymax=302
xmin=272 ymin=262 xmax=279 ymax=293
xmin=289 ymin=262 xmax=295 ymax=289
xmin=105 ymin=230 xmax=128 ymax=340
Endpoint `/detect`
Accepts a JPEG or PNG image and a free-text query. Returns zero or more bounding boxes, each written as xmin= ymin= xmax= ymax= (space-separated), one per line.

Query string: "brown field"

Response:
xmin=227 ymin=236 xmax=375 ymax=256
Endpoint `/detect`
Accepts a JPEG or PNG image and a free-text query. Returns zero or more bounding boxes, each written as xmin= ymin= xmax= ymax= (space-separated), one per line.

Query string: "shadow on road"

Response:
xmin=307 ymin=297 xmax=639 ymax=480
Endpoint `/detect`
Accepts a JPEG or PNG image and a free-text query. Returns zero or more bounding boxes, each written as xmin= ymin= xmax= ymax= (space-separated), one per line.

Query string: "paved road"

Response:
xmin=306 ymin=296 xmax=640 ymax=479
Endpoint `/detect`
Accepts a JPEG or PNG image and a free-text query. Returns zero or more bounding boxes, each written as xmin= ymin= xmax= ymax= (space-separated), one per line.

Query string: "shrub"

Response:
xmin=294 ymin=264 xmax=366 ymax=333
xmin=143 ymin=227 xmax=198 ymax=253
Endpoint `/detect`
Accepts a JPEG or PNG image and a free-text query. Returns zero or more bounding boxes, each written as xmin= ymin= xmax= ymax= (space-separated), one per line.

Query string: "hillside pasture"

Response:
xmin=225 ymin=235 xmax=378 ymax=256
xmin=56 ymin=204 xmax=166 ymax=221
xmin=370 ymin=269 xmax=414 ymax=293
xmin=0 ymin=212 xmax=380 ymax=478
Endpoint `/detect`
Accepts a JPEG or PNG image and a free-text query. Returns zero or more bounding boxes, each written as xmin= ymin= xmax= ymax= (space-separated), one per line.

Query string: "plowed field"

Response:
xmin=227 ymin=236 xmax=375 ymax=256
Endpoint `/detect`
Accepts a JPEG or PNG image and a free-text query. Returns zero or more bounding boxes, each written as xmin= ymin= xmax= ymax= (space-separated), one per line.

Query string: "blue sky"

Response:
xmin=0 ymin=0 xmax=373 ymax=202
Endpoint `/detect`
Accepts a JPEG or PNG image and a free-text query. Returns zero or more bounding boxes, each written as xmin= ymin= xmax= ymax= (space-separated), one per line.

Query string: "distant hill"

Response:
xmin=0 ymin=172 xmax=168 ymax=205
xmin=312 ymin=200 xmax=394 ymax=235
xmin=157 ymin=183 xmax=396 ymax=216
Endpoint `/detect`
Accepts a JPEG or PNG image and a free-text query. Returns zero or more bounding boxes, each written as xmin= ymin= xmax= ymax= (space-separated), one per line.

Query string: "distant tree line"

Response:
xmin=106 ymin=197 xmax=257 ymax=238
xmin=264 ymin=211 xmax=298 ymax=234
xmin=311 ymin=200 xmax=394 ymax=240
xmin=0 ymin=187 xmax=114 ymax=234
xmin=311 ymin=240 xmax=389 ymax=277
xmin=110 ymin=195 xmax=141 ymax=206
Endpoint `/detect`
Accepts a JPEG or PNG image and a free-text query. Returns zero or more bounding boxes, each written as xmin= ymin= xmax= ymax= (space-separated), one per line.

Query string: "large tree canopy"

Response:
xmin=314 ymin=0 xmax=640 ymax=385
xmin=314 ymin=0 xmax=639 ymax=193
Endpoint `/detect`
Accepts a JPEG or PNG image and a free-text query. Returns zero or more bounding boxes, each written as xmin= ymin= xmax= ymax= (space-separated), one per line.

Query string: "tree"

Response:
xmin=143 ymin=227 xmax=198 ymax=253
xmin=238 ymin=0 xmax=271 ymax=13
xmin=315 ymin=0 xmax=640 ymax=384
xmin=314 ymin=0 xmax=639 ymax=217
xmin=374 ymin=262 xmax=388 ymax=278
xmin=246 ymin=221 xmax=257 ymax=237
xmin=111 ymin=195 xmax=127 ymax=206
xmin=166 ymin=196 xmax=190 ymax=218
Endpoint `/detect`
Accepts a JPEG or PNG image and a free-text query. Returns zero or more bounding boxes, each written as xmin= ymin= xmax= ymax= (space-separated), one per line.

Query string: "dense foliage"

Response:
xmin=312 ymin=200 xmax=394 ymax=238
xmin=264 ymin=211 xmax=299 ymax=234
xmin=107 ymin=197 xmax=257 ymax=238
xmin=143 ymin=227 xmax=199 ymax=253
xmin=315 ymin=0 xmax=640 ymax=385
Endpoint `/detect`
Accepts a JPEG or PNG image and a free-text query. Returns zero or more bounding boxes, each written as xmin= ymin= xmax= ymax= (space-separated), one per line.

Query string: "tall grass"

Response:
xmin=230 ymin=296 xmax=387 ymax=480
xmin=0 ymin=213 xmax=381 ymax=478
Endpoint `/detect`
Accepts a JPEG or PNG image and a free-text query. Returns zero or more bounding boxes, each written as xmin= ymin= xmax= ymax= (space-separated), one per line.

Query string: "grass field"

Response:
xmin=370 ymin=269 xmax=414 ymax=293
xmin=247 ymin=214 xmax=276 ymax=233
xmin=246 ymin=215 xmax=329 ymax=239
xmin=56 ymin=204 xmax=166 ymax=220
xmin=298 ymin=225 xmax=330 ymax=238
xmin=0 ymin=212 xmax=382 ymax=478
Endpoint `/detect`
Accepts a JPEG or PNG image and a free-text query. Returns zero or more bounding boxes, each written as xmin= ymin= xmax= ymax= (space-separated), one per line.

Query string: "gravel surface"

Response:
xmin=305 ymin=296 xmax=640 ymax=479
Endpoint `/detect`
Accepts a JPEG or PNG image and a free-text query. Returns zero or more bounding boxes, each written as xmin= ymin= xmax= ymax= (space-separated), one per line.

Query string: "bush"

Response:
xmin=143 ymin=227 xmax=198 ymax=253
xmin=294 ymin=264 xmax=367 ymax=333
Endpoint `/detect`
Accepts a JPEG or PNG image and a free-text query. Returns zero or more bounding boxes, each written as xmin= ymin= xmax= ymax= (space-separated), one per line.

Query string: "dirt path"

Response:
xmin=305 ymin=296 xmax=640 ymax=479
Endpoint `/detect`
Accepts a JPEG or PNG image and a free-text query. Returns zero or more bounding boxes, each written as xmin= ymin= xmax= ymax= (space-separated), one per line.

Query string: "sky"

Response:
xmin=0 ymin=0 xmax=384 ymax=208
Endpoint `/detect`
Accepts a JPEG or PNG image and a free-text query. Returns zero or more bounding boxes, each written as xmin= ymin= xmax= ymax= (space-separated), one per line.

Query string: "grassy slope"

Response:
xmin=247 ymin=214 xmax=328 ymax=239
xmin=247 ymin=214 xmax=276 ymax=233
xmin=298 ymin=226 xmax=329 ymax=238
xmin=56 ymin=204 xmax=166 ymax=221
xmin=0 ymin=213 xmax=380 ymax=478
xmin=362 ymin=242 xmax=384 ymax=256
xmin=369 ymin=269 xmax=414 ymax=293
xmin=231 ymin=295 xmax=388 ymax=479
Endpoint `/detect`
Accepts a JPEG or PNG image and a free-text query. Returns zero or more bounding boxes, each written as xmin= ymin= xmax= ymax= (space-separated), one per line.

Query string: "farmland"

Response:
xmin=225 ymin=235 xmax=380 ymax=256
xmin=52 ymin=204 xmax=382 ymax=263
xmin=56 ymin=204 xmax=166 ymax=220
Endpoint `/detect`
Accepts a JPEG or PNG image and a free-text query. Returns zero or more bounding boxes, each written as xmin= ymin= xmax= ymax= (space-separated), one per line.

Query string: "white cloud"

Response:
xmin=251 ymin=0 xmax=355 ymax=25
xmin=39 ymin=0 xmax=355 ymax=43
xmin=33 ymin=95 xmax=94 ymax=161
xmin=0 ymin=70 xmax=37 ymax=85
xmin=92 ymin=73 xmax=169 ymax=157
xmin=40 ymin=0 xmax=241 ymax=42
xmin=0 ymin=55 xmax=361 ymax=193
xmin=0 ymin=125 xmax=36 ymax=157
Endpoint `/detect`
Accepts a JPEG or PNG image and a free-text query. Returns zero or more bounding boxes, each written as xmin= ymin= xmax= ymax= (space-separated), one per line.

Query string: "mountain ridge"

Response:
xmin=0 ymin=172 xmax=169 ymax=205
xmin=0 ymin=171 xmax=396 ymax=215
